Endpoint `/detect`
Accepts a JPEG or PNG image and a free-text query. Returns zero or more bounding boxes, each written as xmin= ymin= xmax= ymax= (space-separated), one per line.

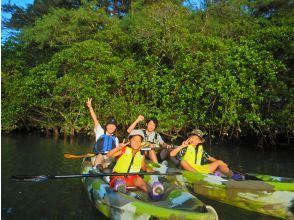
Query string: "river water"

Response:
xmin=1 ymin=133 xmax=293 ymax=220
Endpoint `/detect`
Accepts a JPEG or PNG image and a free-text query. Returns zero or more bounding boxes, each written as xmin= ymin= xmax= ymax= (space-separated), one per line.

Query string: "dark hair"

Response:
xmin=146 ymin=117 xmax=158 ymax=128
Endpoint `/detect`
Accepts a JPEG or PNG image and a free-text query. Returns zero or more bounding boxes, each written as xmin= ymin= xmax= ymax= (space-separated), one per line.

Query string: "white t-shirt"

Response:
xmin=94 ymin=124 xmax=119 ymax=146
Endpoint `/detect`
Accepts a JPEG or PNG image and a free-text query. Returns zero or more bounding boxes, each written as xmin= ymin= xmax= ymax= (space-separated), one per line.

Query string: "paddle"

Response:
xmin=63 ymin=145 xmax=167 ymax=159
xmin=11 ymin=171 xmax=182 ymax=183
xmin=63 ymin=150 xmax=152 ymax=159
xmin=64 ymin=153 xmax=96 ymax=159
xmin=64 ymin=141 xmax=154 ymax=159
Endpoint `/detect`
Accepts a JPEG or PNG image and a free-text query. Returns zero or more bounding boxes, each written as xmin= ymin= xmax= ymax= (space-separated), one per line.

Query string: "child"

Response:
xmin=86 ymin=98 xmax=119 ymax=169
xmin=170 ymin=129 xmax=243 ymax=180
xmin=107 ymin=130 xmax=164 ymax=200
xmin=127 ymin=115 xmax=172 ymax=163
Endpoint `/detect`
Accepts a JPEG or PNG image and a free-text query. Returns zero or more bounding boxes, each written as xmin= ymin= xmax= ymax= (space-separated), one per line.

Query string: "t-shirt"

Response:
xmin=175 ymin=145 xmax=210 ymax=163
xmin=94 ymin=124 xmax=119 ymax=146
xmin=141 ymin=129 xmax=164 ymax=145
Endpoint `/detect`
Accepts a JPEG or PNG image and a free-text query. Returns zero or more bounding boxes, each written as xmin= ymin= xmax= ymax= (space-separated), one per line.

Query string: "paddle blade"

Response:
xmin=11 ymin=175 xmax=50 ymax=182
xmin=64 ymin=153 xmax=95 ymax=159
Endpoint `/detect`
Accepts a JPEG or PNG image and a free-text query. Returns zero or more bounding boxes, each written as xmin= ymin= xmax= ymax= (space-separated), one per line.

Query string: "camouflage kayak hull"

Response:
xmin=168 ymin=168 xmax=294 ymax=219
xmin=80 ymin=157 xmax=218 ymax=220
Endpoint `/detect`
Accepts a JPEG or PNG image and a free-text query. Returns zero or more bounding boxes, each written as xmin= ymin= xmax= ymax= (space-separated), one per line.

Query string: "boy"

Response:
xmin=86 ymin=98 xmax=119 ymax=169
xmin=127 ymin=115 xmax=172 ymax=163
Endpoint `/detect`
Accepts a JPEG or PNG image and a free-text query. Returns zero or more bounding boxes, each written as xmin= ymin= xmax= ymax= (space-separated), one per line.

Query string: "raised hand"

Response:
xmin=137 ymin=115 xmax=145 ymax=122
xmin=117 ymin=139 xmax=129 ymax=150
xmin=86 ymin=98 xmax=92 ymax=108
xmin=182 ymin=137 xmax=191 ymax=147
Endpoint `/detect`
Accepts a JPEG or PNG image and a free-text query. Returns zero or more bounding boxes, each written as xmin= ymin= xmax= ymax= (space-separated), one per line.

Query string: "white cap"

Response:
xmin=128 ymin=130 xmax=144 ymax=139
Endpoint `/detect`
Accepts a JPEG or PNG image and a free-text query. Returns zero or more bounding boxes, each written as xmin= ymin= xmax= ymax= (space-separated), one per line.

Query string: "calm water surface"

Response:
xmin=2 ymin=133 xmax=293 ymax=220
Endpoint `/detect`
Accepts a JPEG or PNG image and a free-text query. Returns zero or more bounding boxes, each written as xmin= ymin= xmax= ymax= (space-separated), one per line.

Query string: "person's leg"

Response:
xmin=105 ymin=157 xmax=115 ymax=170
xmin=170 ymin=156 xmax=180 ymax=167
xmin=158 ymin=149 xmax=169 ymax=162
xmin=209 ymin=160 xmax=233 ymax=176
xmin=93 ymin=154 xmax=105 ymax=168
xmin=132 ymin=176 xmax=148 ymax=192
xmin=148 ymin=150 xmax=158 ymax=163
xmin=180 ymin=160 xmax=197 ymax=172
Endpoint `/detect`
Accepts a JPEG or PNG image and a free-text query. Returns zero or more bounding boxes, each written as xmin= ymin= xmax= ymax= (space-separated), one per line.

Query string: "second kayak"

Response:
xmin=167 ymin=167 xmax=294 ymax=219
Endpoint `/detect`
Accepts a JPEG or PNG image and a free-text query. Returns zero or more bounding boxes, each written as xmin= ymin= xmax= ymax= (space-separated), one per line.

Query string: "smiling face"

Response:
xmin=130 ymin=135 xmax=143 ymax=150
xmin=146 ymin=120 xmax=156 ymax=132
xmin=189 ymin=135 xmax=202 ymax=146
xmin=105 ymin=124 xmax=116 ymax=135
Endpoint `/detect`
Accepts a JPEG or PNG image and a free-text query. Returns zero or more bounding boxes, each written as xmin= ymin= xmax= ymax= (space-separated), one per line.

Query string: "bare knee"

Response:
xmin=180 ymin=160 xmax=188 ymax=168
xmin=94 ymin=154 xmax=104 ymax=165
xmin=180 ymin=161 xmax=195 ymax=172
xmin=217 ymin=160 xmax=227 ymax=167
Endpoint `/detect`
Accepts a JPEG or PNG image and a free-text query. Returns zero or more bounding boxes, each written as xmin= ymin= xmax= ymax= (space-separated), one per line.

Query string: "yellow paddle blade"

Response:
xmin=64 ymin=153 xmax=95 ymax=159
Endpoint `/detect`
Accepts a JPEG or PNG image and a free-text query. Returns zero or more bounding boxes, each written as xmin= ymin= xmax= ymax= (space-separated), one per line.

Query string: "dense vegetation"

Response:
xmin=2 ymin=0 xmax=293 ymax=145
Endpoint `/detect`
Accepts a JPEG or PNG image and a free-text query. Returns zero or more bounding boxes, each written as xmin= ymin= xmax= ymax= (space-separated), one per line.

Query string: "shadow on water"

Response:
xmin=2 ymin=133 xmax=293 ymax=219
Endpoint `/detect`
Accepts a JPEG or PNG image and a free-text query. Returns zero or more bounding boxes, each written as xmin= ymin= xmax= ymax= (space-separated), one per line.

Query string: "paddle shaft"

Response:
xmin=11 ymin=171 xmax=182 ymax=182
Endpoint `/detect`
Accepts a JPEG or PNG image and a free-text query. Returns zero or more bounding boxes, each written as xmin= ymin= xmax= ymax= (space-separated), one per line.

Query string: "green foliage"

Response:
xmin=1 ymin=0 xmax=293 ymax=144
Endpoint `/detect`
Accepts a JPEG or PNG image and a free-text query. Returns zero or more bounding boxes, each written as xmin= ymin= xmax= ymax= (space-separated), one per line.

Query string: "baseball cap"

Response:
xmin=105 ymin=117 xmax=117 ymax=126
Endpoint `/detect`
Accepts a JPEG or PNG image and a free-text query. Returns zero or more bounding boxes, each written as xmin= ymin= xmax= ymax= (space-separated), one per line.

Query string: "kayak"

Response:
xmin=80 ymin=157 xmax=218 ymax=220
xmin=247 ymin=173 xmax=294 ymax=183
xmin=162 ymin=165 xmax=294 ymax=219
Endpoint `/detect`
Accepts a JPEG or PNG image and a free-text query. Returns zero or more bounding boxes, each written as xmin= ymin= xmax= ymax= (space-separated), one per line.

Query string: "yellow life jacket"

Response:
xmin=182 ymin=144 xmax=204 ymax=166
xmin=113 ymin=146 xmax=143 ymax=173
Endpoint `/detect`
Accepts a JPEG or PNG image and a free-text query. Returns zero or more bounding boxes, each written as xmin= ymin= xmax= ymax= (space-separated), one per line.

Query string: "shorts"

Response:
xmin=190 ymin=164 xmax=211 ymax=174
xmin=109 ymin=175 xmax=142 ymax=188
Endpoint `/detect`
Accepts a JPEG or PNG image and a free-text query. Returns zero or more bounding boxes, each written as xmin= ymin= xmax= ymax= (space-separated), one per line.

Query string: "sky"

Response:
xmin=1 ymin=0 xmax=34 ymax=21
xmin=1 ymin=0 xmax=34 ymax=43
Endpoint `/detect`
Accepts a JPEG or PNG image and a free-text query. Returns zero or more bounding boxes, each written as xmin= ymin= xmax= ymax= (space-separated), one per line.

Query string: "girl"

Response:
xmin=170 ymin=129 xmax=243 ymax=180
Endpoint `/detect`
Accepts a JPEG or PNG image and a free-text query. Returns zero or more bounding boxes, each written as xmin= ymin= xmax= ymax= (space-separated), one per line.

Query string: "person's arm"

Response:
xmin=86 ymin=98 xmax=100 ymax=129
xmin=170 ymin=144 xmax=186 ymax=157
xmin=127 ymin=115 xmax=144 ymax=133
xmin=107 ymin=145 xmax=123 ymax=158
xmin=160 ymin=141 xmax=172 ymax=149
xmin=107 ymin=141 xmax=129 ymax=158
xmin=157 ymin=134 xmax=172 ymax=149
xmin=170 ymin=138 xmax=191 ymax=157
xmin=141 ymin=157 xmax=146 ymax=171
